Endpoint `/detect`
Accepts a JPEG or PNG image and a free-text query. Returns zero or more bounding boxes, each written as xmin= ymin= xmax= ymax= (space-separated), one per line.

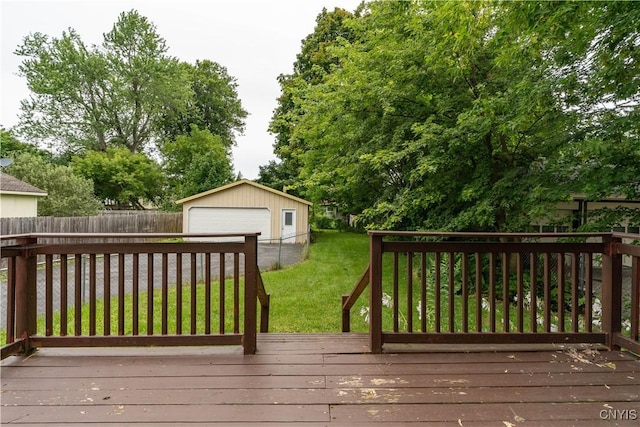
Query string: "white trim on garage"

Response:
xmin=187 ymin=207 xmax=271 ymax=241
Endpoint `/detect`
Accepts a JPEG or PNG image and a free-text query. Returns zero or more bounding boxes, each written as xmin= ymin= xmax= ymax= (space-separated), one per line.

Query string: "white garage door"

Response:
xmin=188 ymin=207 xmax=271 ymax=241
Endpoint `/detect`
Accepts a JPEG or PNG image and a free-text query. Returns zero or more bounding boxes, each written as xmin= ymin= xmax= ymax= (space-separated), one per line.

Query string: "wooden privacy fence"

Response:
xmin=343 ymin=231 xmax=640 ymax=354
xmin=0 ymin=213 xmax=182 ymax=239
xmin=1 ymin=233 xmax=270 ymax=358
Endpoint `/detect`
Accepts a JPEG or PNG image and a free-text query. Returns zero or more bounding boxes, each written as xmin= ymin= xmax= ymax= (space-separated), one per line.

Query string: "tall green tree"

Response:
xmin=262 ymin=7 xmax=358 ymax=195
xmin=161 ymin=60 xmax=247 ymax=148
xmin=0 ymin=128 xmax=52 ymax=160
xmin=15 ymin=10 xmax=191 ymax=154
xmin=6 ymin=152 xmax=102 ymax=216
xmin=161 ymin=125 xmax=234 ymax=207
xmin=72 ymin=148 xmax=165 ymax=209
xmin=297 ymin=1 xmax=573 ymax=231
xmin=503 ymin=1 xmax=640 ymax=229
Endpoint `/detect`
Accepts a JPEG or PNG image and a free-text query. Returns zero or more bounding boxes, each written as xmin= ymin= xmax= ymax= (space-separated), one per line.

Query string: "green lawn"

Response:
xmin=263 ymin=231 xmax=370 ymax=332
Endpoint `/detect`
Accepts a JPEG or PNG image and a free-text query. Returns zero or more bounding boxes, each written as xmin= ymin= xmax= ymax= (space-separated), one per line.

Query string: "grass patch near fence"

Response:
xmin=262 ymin=231 xmax=370 ymax=332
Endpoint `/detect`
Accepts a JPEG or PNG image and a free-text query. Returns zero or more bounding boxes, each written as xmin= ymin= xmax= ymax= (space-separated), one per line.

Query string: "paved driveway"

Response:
xmin=0 ymin=244 xmax=305 ymax=329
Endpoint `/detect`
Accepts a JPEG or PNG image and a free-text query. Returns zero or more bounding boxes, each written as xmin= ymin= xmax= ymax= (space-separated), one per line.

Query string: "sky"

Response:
xmin=0 ymin=0 xmax=363 ymax=179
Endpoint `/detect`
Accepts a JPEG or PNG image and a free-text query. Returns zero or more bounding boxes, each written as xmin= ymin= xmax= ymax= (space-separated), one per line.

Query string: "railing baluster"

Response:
xmin=119 ymin=253 xmax=126 ymax=336
xmin=89 ymin=254 xmax=96 ymax=336
xmin=60 ymin=255 xmax=68 ymax=336
xmin=502 ymin=252 xmax=510 ymax=333
xmin=571 ymin=253 xmax=579 ymax=333
xmin=558 ymin=252 xmax=565 ymax=332
xmin=585 ymin=253 xmax=593 ymax=332
xmin=204 ymin=254 xmax=211 ymax=334
xmin=6 ymin=258 xmax=16 ymax=343
xmin=516 ymin=252 xmax=524 ymax=333
xmin=161 ymin=253 xmax=168 ymax=335
xmin=407 ymin=252 xmax=413 ymax=333
xmin=475 ymin=253 xmax=482 ymax=332
xmin=234 ymin=253 xmax=240 ymax=334
xmin=543 ymin=253 xmax=551 ymax=332
xmin=176 ymin=253 xmax=182 ymax=335
xmin=45 ymin=255 xmax=53 ymax=336
xmin=190 ymin=253 xmax=197 ymax=335
xmin=530 ymin=253 xmax=538 ymax=333
xmin=132 ymin=253 xmax=139 ymax=336
xmin=392 ymin=252 xmax=399 ymax=332
xmin=218 ymin=253 xmax=224 ymax=335
xmin=147 ymin=253 xmax=153 ymax=336
xmin=104 ymin=254 xmax=111 ymax=336
xmin=489 ymin=252 xmax=496 ymax=333
xmin=435 ymin=252 xmax=441 ymax=333
xmin=420 ymin=252 xmax=427 ymax=332
xmin=74 ymin=255 xmax=82 ymax=336
xmin=447 ymin=252 xmax=454 ymax=332
xmin=205 ymin=253 xmax=212 ymax=334
xmin=461 ymin=252 xmax=469 ymax=333
xmin=631 ymin=256 xmax=639 ymax=342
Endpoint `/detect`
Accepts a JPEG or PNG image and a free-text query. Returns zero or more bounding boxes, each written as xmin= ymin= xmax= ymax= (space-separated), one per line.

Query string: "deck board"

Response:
xmin=2 ymin=333 xmax=639 ymax=425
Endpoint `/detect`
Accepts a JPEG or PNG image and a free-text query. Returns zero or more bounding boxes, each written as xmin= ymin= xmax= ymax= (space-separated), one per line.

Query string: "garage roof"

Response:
xmin=0 ymin=172 xmax=48 ymax=196
xmin=175 ymin=179 xmax=312 ymax=206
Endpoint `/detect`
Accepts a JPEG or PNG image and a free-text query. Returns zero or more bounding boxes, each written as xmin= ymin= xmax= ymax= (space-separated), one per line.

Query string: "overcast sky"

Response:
xmin=0 ymin=0 xmax=362 ymax=179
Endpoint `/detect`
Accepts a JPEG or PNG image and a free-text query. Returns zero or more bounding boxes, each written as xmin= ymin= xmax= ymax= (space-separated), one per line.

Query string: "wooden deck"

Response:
xmin=2 ymin=334 xmax=640 ymax=426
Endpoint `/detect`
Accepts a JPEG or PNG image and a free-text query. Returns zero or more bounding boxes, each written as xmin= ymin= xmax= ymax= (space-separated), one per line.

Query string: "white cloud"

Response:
xmin=0 ymin=0 xmax=362 ymax=179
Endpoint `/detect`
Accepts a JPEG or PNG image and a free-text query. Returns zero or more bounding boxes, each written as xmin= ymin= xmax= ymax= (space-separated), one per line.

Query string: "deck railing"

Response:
xmin=343 ymin=231 xmax=640 ymax=354
xmin=1 ymin=233 xmax=270 ymax=358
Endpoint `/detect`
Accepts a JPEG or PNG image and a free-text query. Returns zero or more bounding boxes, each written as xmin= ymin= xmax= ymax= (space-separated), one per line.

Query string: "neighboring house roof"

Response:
xmin=0 ymin=172 xmax=47 ymax=196
xmin=175 ymin=179 xmax=312 ymax=206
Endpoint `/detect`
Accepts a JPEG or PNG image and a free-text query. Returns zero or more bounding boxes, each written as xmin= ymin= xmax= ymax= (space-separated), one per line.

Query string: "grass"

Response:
xmin=262 ymin=230 xmax=370 ymax=332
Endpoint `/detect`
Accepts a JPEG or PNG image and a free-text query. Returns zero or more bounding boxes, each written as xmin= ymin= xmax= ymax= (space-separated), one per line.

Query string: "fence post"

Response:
xmin=370 ymin=232 xmax=383 ymax=353
xmin=601 ymin=235 xmax=622 ymax=350
xmin=243 ymin=234 xmax=258 ymax=354
xmin=14 ymin=237 xmax=38 ymax=354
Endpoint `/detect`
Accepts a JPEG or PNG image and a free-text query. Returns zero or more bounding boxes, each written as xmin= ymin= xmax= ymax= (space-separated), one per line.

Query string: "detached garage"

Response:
xmin=175 ymin=180 xmax=312 ymax=243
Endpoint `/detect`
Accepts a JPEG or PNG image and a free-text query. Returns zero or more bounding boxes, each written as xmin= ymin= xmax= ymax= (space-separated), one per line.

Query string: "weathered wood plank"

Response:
xmin=329 ymin=402 xmax=640 ymax=423
xmin=0 ymin=375 xmax=326 ymax=391
xmin=3 ymin=358 xmax=637 ymax=378
xmin=1 ymin=334 xmax=638 ymax=426
xmin=1 ymin=404 xmax=330 ymax=424
xmin=2 ymin=385 xmax=638 ymax=406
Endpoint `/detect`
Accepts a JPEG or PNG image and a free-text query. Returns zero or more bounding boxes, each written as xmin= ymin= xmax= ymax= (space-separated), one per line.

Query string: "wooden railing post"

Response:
xmin=14 ymin=237 xmax=38 ymax=354
xmin=243 ymin=234 xmax=258 ymax=354
xmin=342 ymin=295 xmax=351 ymax=332
xmin=369 ymin=233 xmax=383 ymax=353
xmin=602 ymin=235 xmax=622 ymax=350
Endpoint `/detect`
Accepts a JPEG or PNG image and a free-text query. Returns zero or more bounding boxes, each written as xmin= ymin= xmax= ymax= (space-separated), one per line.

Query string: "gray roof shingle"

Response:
xmin=0 ymin=172 xmax=47 ymax=195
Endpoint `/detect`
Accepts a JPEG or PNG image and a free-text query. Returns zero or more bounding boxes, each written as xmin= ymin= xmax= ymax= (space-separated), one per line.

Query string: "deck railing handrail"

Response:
xmin=1 ymin=233 xmax=269 ymax=358
xmin=343 ymin=231 xmax=639 ymax=354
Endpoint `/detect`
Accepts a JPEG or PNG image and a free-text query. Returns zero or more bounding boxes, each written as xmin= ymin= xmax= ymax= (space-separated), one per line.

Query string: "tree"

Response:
xmin=161 ymin=125 xmax=233 ymax=207
xmin=263 ymin=7 xmax=359 ymax=196
xmin=0 ymin=127 xmax=52 ymax=160
xmin=501 ymin=1 xmax=640 ymax=230
xmin=272 ymin=0 xmax=587 ymax=232
xmin=72 ymin=148 xmax=165 ymax=209
xmin=160 ymin=60 xmax=247 ymax=148
xmin=15 ymin=10 xmax=191 ymax=154
xmin=6 ymin=153 xmax=102 ymax=216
